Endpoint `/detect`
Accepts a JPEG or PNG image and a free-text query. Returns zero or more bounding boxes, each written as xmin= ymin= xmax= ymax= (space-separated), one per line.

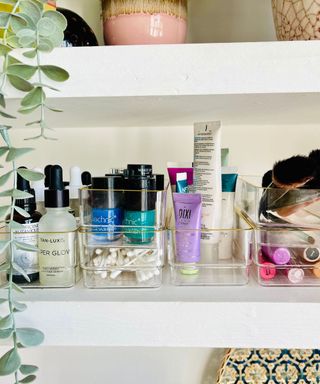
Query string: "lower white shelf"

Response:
xmin=2 ymin=270 xmax=320 ymax=348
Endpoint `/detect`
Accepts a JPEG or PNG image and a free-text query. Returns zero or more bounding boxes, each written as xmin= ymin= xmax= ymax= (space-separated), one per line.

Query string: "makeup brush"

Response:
xmin=272 ymin=155 xmax=315 ymax=188
xmin=102 ymin=0 xmax=187 ymax=20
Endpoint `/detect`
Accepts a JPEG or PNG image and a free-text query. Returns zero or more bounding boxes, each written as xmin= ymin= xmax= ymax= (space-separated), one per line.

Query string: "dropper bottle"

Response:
xmin=8 ymin=167 xmax=42 ymax=284
xmin=38 ymin=165 xmax=77 ymax=287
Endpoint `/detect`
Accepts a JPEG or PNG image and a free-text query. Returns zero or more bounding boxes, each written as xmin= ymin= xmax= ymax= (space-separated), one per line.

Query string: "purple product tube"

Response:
xmin=261 ymin=245 xmax=291 ymax=265
xmin=173 ymin=192 xmax=202 ymax=263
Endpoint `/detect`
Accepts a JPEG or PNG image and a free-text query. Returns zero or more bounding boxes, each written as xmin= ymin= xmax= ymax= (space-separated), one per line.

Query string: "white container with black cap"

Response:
xmin=38 ymin=165 xmax=77 ymax=287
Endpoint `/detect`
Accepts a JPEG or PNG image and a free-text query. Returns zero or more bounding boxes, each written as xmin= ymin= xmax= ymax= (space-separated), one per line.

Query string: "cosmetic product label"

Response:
xmin=39 ymin=232 xmax=75 ymax=286
xmin=92 ymin=207 xmax=123 ymax=241
xmin=12 ymin=223 xmax=39 ymax=276
xmin=123 ymin=210 xmax=155 ymax=243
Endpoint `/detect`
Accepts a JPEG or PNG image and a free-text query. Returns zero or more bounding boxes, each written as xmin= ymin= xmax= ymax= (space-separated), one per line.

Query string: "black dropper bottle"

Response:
xmin=9 ymin=167 xmax=42 ymax=284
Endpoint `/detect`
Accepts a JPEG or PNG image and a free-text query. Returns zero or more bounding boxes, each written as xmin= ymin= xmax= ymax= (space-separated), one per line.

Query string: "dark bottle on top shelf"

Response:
xmin=57 ymin=7 xmax=99 ymax=47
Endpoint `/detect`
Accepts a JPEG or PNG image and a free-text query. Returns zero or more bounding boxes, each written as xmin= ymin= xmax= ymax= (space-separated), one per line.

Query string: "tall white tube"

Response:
xmin=193 ymin=121 xmax=222 ymax=243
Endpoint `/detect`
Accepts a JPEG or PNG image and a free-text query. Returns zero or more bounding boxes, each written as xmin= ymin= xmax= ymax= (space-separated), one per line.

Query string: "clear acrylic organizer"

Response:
xmin=79 ymin=186 xmax=167 ymax=288
xmin=0 ymin=229 xmax=78 ymax=288
xmin=254 ymin=227 xmax=320 ymax=286
xmin=235 ymin=176 xmax=320 ymax=228
xmin=167 ymin=212 xmax=253 ymax=286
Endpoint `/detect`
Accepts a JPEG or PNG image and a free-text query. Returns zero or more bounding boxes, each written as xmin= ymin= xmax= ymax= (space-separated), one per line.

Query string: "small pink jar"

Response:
xmin=101 ymin=0 xmax=187 ymax=45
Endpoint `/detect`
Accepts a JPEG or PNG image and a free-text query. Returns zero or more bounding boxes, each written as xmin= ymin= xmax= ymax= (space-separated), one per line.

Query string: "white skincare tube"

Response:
xmin=220 ymin=166 xmax=238 ymax=259
xmin=193 ymin=121 xmax=222 ymax=243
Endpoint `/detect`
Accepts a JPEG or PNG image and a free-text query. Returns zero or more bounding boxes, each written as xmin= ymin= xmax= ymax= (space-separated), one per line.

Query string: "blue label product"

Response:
xmin=91 ymin=175 xmax=124 ymax=242
xmin=122 ymin=164 xmax=158 ymax=244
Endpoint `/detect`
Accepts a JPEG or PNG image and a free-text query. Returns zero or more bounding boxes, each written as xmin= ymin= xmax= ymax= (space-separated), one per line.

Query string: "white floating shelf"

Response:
xmin=6 ymin=41 xmax=320 ymax=127
xmin=4 ymin=271 xmax=320 ymax=349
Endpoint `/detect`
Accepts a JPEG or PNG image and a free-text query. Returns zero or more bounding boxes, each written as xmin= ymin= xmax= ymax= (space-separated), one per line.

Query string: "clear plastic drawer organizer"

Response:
xmin=167 ymin=211 xmax=253 ymax=286
xmin=236 ymin=176 xmax=320 ymax=286
xmin=0 ymin=229 xmax=78 ymax=288
xmin=79 ymin=186 xmax=167 ymax=288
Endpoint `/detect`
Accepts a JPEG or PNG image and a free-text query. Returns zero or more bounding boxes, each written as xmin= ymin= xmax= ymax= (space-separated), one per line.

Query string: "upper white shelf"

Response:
xmin=7 ymin=41 xmax=320 ymax=127
xmin=4 ymin=271 xmax=320 ymax=349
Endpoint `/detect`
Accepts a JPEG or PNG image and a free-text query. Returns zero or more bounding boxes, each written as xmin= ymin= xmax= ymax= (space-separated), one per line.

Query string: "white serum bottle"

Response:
xmin=39 ymin=165 xmax=77 ymax=286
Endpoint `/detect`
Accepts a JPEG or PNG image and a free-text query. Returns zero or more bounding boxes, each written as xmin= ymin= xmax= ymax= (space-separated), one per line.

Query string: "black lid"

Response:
xmin=127 ymin=164 xmax=153 ymax=177
xmin=81 ymin=171 xmax=92 ymax=185
xmin=44 ymin=165 xmax=69 ymax=208
xmin=91 ymin=175 xmax=123 ymax=190
xmin=44 ymin=164 xmax=52 ymax=188
xmin=16 ymin=167 xmax=36 ymax=212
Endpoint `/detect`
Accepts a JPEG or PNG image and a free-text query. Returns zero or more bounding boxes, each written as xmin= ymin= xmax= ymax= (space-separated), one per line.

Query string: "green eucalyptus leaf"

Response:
xmin=16 ymin=28 xmax=35 ymax=38
xmin=0 ymin=240 xmax=10 ymax=253
xmin=45 ymin=29 xmax=64 ymax=48
xmin=21 ymin=87 xmax=44 ymax=107
xmin=0 ymin=328 xmax=12 ymax=339
xmin=33 ymin=82 xmax=59 ymax=91
xmin=19 ymin=375 xmax=36 ymax=383
xmin=18 ymin=35 xmax=36 ymax=48
xmin=20 ymin=365 xmax=38 ymax=375
xmin=17 ymin=168 xmax=43 ymax=181
xmin=7 ymin=55 xmax=21 ymax=65
xmin=14 ymin=206 xmax=30 ymax=218
xmin=7 ymin=63 xmax=37 ymax=80
xmin=0 ymin=0 xmax=16 ymax=4
xmin=0 ymin=127 xmax=11 ymax=146
xmin=9 ymin=221 xmax=24 ymax=230
xmin=0 ymin=263 xmax=10 ymax=271
xmin=37 ymin=37 xmax=54 ymax=52
xmin=9 ymin=14 xmax=27 ymax=34
xmin=0 ymin=12 xmax=10 ymax=28
xmin=16 ymin=328 xmax=44 ymax=347
xmin=0 ymin=110 xmax=16 ymax=119
xmin=0 ymin=348 xmax=21 ymax=376
xmin=19 ymin=0 xmax=42 ymax=24
xmin=0 ymin=188 xmax=33 ymax=198
xmin=16 ymin=12 xmax=36 ymax=30
xmin=0 ymin=43 xmax=11 ymax=56
xmin=40 ymin=65 xmax=69 ymax=82
xmin=5 ymin=147 xmax=34 ymax=161
xmin=12 ymin=282 xmax=24 ymax=293
xmin=13 ymin=301 xmax=27 ymax=312
xmin=23 ymin=49 xmax=36 ymax=59
xmin=0 ymin=315 xmax=13 ymax=329
xmin=37 ymin=17 xmax=55 ymax=36
xmin=0 ymin=147 xmax=9 ymax=157
xmin=0 ymin=205 xmax=10 ymax=218
xmin=18 ymin=104 xmax=41 ymax=114
xmin=6 ymin=34 xmax=20 ymax=48
xmin=14 ymin=240 xmax=37 ymax=252
xmin=7 ymin=75 xmax=33 ymax=92
xmin=25 ymin=120 xmax=40 ymax=126
xmin=0 ymin=171 xmax=12 ymax=186
xmin=45 ymin=105 xmax=62 ymax=112
xmin=0 ymin=298 xmax=7 ymax=304
xmin=12 ymin=262 xmax=30 ymax=282
xmin=0 ymin=94 xmax=5 ymax=108
xmin=43 ymin=10 xmax=67 ymax=31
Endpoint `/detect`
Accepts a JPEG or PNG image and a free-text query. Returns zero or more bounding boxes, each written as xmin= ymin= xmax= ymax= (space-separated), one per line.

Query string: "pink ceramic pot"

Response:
xmin=102 ymin=0 xmax=187 ymax=45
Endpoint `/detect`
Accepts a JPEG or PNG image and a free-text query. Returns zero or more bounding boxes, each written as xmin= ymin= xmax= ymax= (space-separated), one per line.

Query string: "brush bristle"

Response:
xmin=101 ymin=0 xmax=187 ymax=19
xmin=272 ymin=155 xmax=315 ymax=187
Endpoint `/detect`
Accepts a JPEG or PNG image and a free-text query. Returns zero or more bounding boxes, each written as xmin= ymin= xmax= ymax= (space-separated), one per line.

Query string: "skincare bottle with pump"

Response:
xmin=7 ymin=167 xmax=42 ymax=284
xmin=38 ymin=165 xmax=77 ymax=287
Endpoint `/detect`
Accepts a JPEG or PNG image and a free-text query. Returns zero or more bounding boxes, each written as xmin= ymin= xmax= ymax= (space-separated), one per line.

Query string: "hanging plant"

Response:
xmin=0 ymin=1 xmax=69 ymax=382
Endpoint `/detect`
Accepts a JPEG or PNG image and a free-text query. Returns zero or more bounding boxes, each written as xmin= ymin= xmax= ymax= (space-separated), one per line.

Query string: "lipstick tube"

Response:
xmin=261 ymin=245 xmax=291 ymax=265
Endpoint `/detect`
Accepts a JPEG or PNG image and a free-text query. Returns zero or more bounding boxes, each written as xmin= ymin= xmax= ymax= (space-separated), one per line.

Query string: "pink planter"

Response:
xmin=102 ymin=0 xmax=187 ymax=45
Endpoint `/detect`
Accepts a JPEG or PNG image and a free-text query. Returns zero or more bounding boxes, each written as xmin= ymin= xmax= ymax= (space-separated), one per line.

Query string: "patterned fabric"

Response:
xmin=218 ymin=349 xmax=320 ymax=383
xmin=272 ymin=0 xmax=320 ymax=40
